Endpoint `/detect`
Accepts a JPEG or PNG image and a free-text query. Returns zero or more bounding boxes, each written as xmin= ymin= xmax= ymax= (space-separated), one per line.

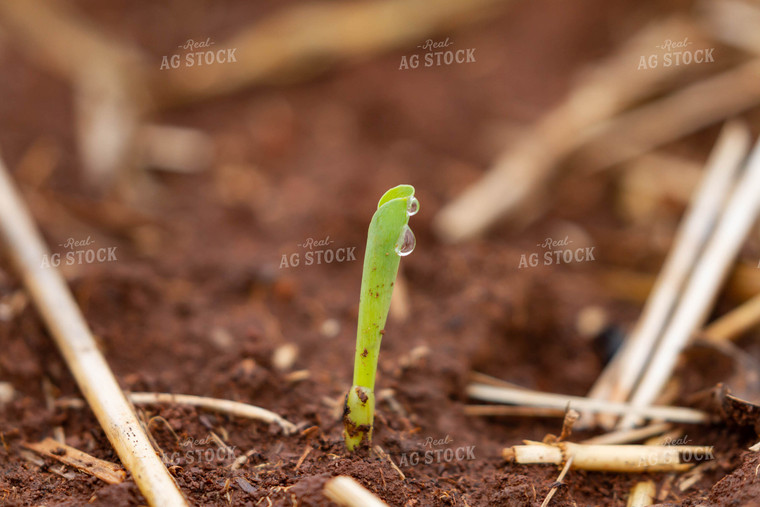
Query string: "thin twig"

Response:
xmin=0 ymin=154 xmax=187 ymax=506
xmin=294 ymin=446 xmax=312 ymax=471
xmin=540 ymin=456 xmax=574 ymax=507
xmin=127 ymin=392 xmax=297 ymax=435
xmin=373 ymin=445 xmax=406 ymax=481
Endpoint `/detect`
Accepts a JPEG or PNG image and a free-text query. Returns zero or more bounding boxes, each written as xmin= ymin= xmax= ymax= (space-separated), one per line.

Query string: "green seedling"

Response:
xmin=343 ymin=184 xmax=418 ymax=451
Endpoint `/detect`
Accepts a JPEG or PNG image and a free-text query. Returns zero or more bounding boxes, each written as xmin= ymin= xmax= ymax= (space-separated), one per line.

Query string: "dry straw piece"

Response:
xmin=323 ymin=476 xmax=389 ymax=507
xmin=503 ymin=441 xmax=713 ymax=473
xmin=702 ymin=292 xmax=760 ymax=342
xmin=467 ymin=383 xmax=710 ymax=425
xmin=128 ymin=392 xmax=297 ymax=435
xmin=23 ymin=438 xmax=126 ymax=485
xmin=433 ymin=16 xmax=712 ymax=243
xmin=622 ymin=134 xmax=760 ymax=428
xmin=581 ymin=423 xmax=672 ymax=446
xmin=585 ymin=121 xmax=751 ymax=428
xmin=577 ymin=62 xmax=760 ymax=171
xmin=0 ymin=156 xmax=188 ymax=506
xmin=627 ymin=480 xmax=656 ymax=507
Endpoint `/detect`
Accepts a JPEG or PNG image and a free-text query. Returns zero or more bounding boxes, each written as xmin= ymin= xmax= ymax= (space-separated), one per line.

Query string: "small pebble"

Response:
xmin=0 ymin=382 xmax=15 ymax=405
xmin=272 ymin=344 xmax=298 ymax=371
xmin=576 ymin=306 xmax=608 ymax=339
xmin=320 ymin=318 xmax=341 ymax=339
xmin=210 ymin=327 xmax=234 ymax=350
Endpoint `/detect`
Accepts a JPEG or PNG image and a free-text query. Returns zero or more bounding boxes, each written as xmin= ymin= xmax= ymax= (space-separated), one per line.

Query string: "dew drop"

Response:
xmin=395 ymin=225 xmax=416 ymax=256
xmin=407 ymin=197 xmax=419 ymax=216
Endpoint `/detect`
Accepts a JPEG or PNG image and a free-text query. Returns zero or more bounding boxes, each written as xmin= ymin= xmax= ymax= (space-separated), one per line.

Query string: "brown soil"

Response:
xmin=2 ymin=0 xmax=760 ymax=505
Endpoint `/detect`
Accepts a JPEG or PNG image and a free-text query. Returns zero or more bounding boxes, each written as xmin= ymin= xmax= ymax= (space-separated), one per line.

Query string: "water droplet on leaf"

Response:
xmin=407 ymin=197 xmax=419 ymax=216
xmin=395 ymin=225 xmax=415 ymax=256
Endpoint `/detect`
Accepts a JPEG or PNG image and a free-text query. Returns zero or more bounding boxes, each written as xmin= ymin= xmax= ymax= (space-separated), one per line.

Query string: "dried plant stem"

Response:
xmin=464 ymin=405 xmax=567 ymax=418
xmin=294 ymin=446 xmax=312 ymax=471
xmin=373 ymin=446 xmax=406 ymax=481
xmin=677 ymin=460 xmax=717 ymax=492
xmin=154 ymin=0 xmax=510 ymax=106
xmin=0 ymin=156 xmax=187 ymax=507
xmin=323 ymin=476 xmax=388 ymax=507
xmin=468 ymin=371 xmax=532 ymax=390
xmin=622 ymin=136 xmax=760 ymax=428
xmin=18 ymin=449 xmax=76 ymax=480
xmin=127 ymin=393 xmax=297 ymax=435
xmin=703 ymin=293 xmax=760 ymax=342
xmin=467 ymin=384 xmax=709 ymax=425
xmin=599 ymin=264 xmax=760 ymax=306
xmin=627 ymin=480 xmax=656 ymax=507
xmin=58 ymin=392 xmax=296 ymax=434
xmin=503 ymin=442 xmax=711 ymax=473
xmin=587 ymin=121 xmax=750 ymax=427
xmin=0 ymin=0 xmax=143 ymax=83
xmin=699 ymin=0 xmax=760 ymax=55
xmin=433 ymin=16 xmax=710 ymax=242
xmin=23 ymin=438 xmax=126 ymax=485
xmin=581 ymin=423 xmax=672 ymax=446
xmin=578 ymin=61 xmax=760 ymax=171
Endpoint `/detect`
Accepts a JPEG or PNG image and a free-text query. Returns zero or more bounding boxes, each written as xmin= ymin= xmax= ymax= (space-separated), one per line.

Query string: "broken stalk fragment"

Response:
xmin=343 ymin=185 xmax=418 ymax=451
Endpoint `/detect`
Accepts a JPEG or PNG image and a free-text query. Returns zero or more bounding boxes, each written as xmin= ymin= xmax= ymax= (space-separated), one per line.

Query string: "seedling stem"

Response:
xmin=343 ymin=185 xmax=418 ymax=451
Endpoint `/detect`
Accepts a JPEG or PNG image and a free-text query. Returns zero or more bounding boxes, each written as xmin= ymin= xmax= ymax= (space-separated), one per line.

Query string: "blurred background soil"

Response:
xmin=1 ymin=0 xmax=760 ymax=505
